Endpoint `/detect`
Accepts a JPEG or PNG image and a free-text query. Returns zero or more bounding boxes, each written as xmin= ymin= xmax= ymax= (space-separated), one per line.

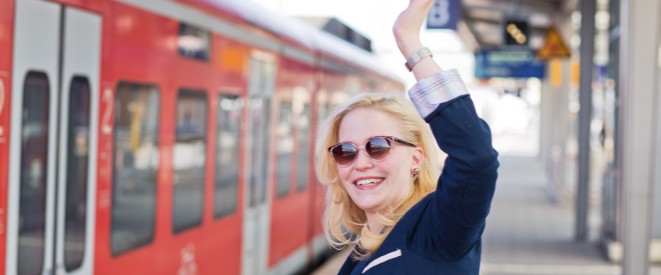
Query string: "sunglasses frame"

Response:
xmin=328 ymin=136 xmax=416 ymax=167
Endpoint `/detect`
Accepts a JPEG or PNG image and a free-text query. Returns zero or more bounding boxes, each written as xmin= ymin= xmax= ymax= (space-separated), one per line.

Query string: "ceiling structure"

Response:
xmin=457 ymin=0 xmax=578 ymax=51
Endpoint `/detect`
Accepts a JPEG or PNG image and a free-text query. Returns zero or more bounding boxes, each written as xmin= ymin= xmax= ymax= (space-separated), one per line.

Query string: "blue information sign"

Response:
xmin=474 ymin=50 xmax=545 ymax=78
xmin=427 ymin=0 xmax=461 ymax=30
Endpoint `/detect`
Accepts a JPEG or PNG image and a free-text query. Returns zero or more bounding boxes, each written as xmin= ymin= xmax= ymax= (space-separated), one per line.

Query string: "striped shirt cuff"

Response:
xmin=407 ymin=69 xmax=469 ymax=119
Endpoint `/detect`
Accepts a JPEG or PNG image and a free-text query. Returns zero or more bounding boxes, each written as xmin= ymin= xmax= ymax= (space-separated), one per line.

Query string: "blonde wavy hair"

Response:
xmin=315 ymin=92 xmax=441 ymax=259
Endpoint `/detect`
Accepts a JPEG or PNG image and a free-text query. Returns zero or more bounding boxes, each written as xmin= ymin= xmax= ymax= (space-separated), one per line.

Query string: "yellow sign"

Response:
xmin=537 ymin=27 xmax=571 ymax=59
xmin=550 ymin=59 xmax=562 ymax=88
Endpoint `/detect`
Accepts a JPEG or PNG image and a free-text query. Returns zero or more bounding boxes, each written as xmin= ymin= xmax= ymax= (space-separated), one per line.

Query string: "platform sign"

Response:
xmin=427 ymin=0 xmax=461 ymax=30
xmin=475 ymin=50 xmax=545 ymax=78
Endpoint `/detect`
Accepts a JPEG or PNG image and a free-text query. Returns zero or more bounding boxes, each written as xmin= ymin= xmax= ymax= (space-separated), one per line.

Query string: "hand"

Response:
xmin=393 ymin=0 xmax=435 ymax=58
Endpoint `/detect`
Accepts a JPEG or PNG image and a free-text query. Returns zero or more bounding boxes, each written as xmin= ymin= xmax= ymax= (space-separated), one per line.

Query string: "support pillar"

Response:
xmin=618 ymin=0 xmax=660 ymax=272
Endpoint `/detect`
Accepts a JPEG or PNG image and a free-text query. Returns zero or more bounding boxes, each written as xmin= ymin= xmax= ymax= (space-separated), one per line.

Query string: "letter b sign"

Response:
xmin=427 ymin=0 xmax=460 ymax=30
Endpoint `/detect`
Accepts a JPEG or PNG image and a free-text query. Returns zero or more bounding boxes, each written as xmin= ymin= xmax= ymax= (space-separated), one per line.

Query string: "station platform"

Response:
xmin=311 ymin=154 xmax=661 ymax=274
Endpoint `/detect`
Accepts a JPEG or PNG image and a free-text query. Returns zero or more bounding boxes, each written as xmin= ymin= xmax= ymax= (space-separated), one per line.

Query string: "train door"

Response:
xmin=242 ymin=53 xmax=276 ymax=275
xmin=6 ymin=0 xmax=101 ymax=274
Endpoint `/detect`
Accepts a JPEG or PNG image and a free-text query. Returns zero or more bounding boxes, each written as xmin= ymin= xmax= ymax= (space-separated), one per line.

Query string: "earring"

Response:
xmin=412 ymin=168 xmax=420 ymax=176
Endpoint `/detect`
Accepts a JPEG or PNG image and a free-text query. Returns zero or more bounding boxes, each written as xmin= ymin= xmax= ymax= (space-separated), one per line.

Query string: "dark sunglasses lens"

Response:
xmin=366 ymin=137 xmax=392 ymax=160
xmin=332 ymin=143 xmax=357 ymax=165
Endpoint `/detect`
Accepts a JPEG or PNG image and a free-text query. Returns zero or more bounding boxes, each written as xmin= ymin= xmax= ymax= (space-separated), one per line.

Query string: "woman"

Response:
xmin=314 ymin=0 xmax=499 ymax=273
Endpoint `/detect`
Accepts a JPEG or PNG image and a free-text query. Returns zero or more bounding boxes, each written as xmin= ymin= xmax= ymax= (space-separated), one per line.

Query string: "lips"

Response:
xmin=353 ymin=177 xmax=384 ymax=189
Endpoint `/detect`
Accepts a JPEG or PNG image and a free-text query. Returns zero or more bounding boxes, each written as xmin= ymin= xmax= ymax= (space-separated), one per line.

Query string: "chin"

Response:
xmin=355 ymin=201 xmax=382 ymax=213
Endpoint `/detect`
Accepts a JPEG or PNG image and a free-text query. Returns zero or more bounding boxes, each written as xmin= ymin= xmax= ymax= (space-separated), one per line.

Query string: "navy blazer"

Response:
xmin=338 ymin=93 xmax=499 ymax=275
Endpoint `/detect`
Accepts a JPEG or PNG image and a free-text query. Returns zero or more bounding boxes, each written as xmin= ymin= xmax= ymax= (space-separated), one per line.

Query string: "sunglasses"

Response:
xmin=328 ymin=136 xmax=416 ymax=167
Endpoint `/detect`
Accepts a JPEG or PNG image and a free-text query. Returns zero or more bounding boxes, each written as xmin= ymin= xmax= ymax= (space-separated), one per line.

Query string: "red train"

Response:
xmin=0 ymin=0 xmax=403 ymax=274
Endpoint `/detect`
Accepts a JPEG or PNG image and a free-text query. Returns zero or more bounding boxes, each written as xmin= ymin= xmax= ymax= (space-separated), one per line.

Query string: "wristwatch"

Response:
xmin=405 ymin=47 xmax=433 ymax=72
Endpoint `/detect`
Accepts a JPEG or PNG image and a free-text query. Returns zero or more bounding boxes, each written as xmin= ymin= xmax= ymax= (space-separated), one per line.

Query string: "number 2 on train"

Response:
xmin=102 ymin=87 xmax=113 ymax=135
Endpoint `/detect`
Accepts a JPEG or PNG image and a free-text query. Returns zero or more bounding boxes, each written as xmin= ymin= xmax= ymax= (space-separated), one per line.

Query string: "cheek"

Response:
xmin=337 ymin=166 xmax=352 ymax=183
xmin=382 ymin=164 xmax=406 ymax=181
xmin=338 ymin=167 xmax=355 ymax=194
xmin=382 ymin=151 xmax=409 ymax=169
xmin=379 ymin=152 xmax=413 ymax=180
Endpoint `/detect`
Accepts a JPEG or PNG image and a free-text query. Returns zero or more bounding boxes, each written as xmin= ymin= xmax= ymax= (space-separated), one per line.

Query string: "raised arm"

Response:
xmin=393 ymin=0 xmax=442 ymax=80
xmin=394 ymin=0 xmax=500 ymax=261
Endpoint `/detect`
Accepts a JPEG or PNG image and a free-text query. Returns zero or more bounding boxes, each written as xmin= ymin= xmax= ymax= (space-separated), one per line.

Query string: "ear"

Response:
xmin=411 ymin=146 xmax=424 ymax=170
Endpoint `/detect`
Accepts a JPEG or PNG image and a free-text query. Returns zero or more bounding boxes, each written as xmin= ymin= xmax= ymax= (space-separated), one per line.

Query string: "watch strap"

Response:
xmin=405 ymin=47 xmax=433 ymax=72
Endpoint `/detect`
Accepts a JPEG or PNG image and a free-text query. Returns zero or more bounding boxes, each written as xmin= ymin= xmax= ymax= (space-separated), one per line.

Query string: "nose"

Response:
xmin=353 ymin=149 xmax=374 ymax=169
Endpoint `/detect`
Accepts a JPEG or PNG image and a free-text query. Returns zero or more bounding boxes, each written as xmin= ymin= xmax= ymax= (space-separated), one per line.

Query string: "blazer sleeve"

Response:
xmin=408 ymin=69 xmax=499 ymax=261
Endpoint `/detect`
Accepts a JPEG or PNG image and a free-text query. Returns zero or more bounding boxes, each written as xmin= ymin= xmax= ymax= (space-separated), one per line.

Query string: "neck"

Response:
xmin=365 ymin=212 xmax=385 ymax=234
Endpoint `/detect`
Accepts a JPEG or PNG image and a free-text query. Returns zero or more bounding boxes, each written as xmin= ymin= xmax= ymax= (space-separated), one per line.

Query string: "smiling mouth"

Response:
xmin=354 ymin=178 xmax=384 ymax=187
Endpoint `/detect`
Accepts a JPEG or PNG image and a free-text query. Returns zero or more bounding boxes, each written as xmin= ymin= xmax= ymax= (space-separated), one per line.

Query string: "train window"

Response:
xmin=247 ymin=58 xmax=274 ymax=207
xmin=296 ymin=104 xmax=310 ymax=191
xmin=214 ymin=94 xmax=241 ymax=219
xmin=172 ymin=89 xmax=207 ymax=233
xmin=178 ymin=22 xmax=210 ymax=61
xmin=64 ymin=76 xmax=91 ymax=271
xmin=111 ymin=82 xmax=159 ymax=256
xmin=18 ymin=71 xmax=49 ymax=275
xmin=247 ymin=96 xmax=271 ymax=206
xmin=276 ymin=101 xmax=294 ymax=198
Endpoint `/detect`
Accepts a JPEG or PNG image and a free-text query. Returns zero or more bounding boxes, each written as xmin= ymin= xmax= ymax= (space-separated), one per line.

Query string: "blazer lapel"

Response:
xmin=362 ymin=249 xmax=402 ymax=274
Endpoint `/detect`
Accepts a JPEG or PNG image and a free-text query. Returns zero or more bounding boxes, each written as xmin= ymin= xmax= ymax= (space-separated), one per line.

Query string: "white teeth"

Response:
xmin=355 ymin=178 xmax=383 ymax=186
